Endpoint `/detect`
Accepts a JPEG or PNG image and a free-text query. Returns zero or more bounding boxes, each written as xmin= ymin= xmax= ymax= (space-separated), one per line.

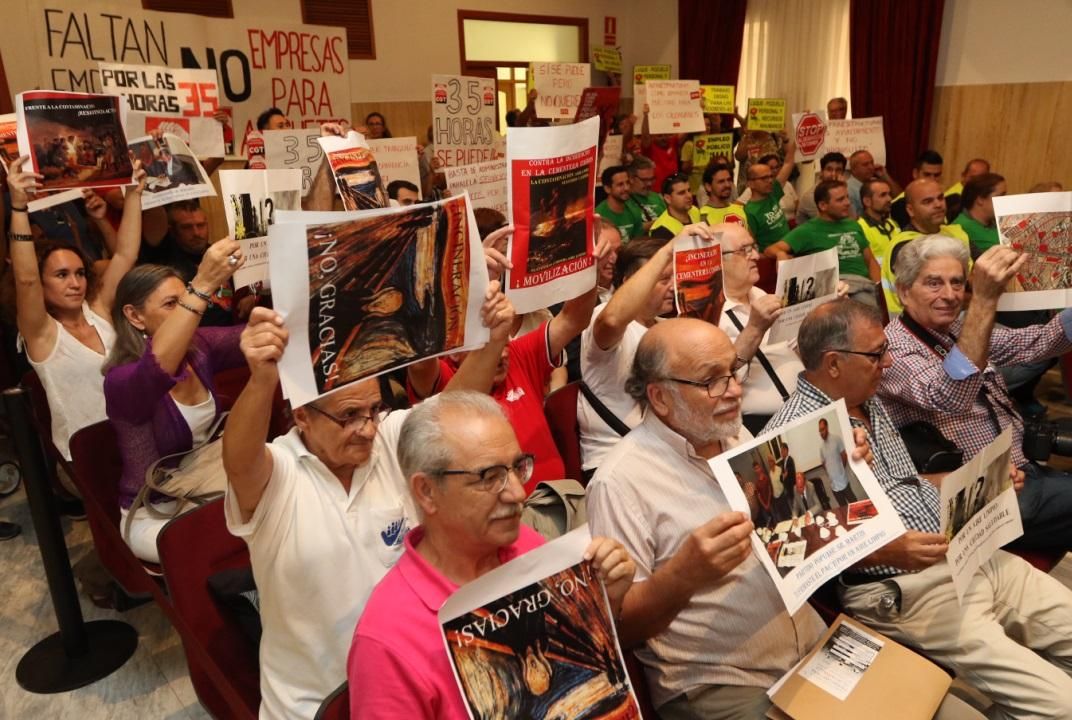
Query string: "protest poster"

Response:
xmin=574 ymin=87 xmax=621 ymax=148
xmin=746 ymin=98 xmax=786 ymax=132
xmin=268 ymin=195 xmax=490 ymax=408
xmin=825 ymin=117 xmax=886 ymax=167
xmin=939 ymin=429 xmax=1022 ymax=605
xmin=20 ymin=2 xmax=351 ymax=158
xmin=701 ymin=85 xmax=735 ymax=114
xmin=993 ymin=191 xmax=1072 ymax=311
xmin=439 ymin=526 xmax=642 ymax=720
xmin=673 ymin=235 xmax=724 ymax=323
xmin=124 ymin=111 xmax=224 ymax=159
xmin=0 ymin=114 xmax=19 ymax=164
xmin=591 ymin=46 xmax=622 ymax=74
xmin=768 ymin=615 xmax=952 ymax=720
xmin=129 ymin=133 xmax=216 ymax=210
xmin=767 ymin=248 xmax=839 ymax=345
xmin=632 ymin=64 xmax=672 ymax=84
xmin=263 ymin=126 xmax=324 ymax=197
xmin=432 ymin=74 xmax=498 ymax=168
xmin=219 ymin=169 xmax=301 ymax=289
xmin=506 ymin=116 xmax=599 ymax=314
xmin=368 ymin=137 xmax=422 ymax=201
xmin=645 ymin=80 xmax=705 ymax=134
xmin=16 ymin=90 xmax=134 ymax=210
xmin=597 ymin=134 xmax=624 ymax=178
xmin=710 ymin=400 xmax=905 ymax=613
xmin=793 ymin=111 xmax=829 ymax=163
xmin=692 ymin=133 xmax=734 ymax=169
xmin=444 ymin=159 xmax=507 ymax=216
xmin=530 ymin=62 xmax=591 ymax=119
xmin=318 ymin=131 xmax=388 ymax=212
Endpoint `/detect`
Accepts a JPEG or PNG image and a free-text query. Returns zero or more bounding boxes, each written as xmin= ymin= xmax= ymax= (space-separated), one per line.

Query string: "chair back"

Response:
xmin=314 ymin=681 xmax=349 ymax=720
xmin=755 ymin=255 xmax=778 ymax=294
xmin=543 ymin=382 xmax=584 ymax=484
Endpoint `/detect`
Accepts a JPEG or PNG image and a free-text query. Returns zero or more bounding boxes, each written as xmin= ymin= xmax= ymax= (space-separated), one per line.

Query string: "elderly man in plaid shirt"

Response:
xmin=878 ymin=236 xmax=1072 ymax=551
xmin=764 ymin=300 xmax=1072 ymax=719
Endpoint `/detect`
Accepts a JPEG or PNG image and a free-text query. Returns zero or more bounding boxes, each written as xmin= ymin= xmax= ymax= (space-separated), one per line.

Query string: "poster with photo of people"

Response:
xmin=128 ymin=133 xmax=216 ymax=210
xmin=767 ymin=248 xmax=839 ymax=345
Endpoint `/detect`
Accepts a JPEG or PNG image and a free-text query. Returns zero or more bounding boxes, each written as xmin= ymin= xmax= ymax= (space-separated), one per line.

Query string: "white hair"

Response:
xmin=396 ymin=391 xmax=506 ymax=479
xmin=893 ymin=234 xmax=970 ymax=289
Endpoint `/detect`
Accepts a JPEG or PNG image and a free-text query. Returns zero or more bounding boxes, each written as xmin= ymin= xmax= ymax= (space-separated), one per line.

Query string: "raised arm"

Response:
xmin=639 ymin=105 xmax=652 ymax=150
xmin=441 ymin=283 xmax=514 ymax=394
xmin=764 ymin=240 xmax=793 ymax=261
xmin=303 ymin=122 xmax=345 ymax=212
xmin=83 ymin=191 xmax=118 ymax=257
xmin=92 ymin=161 xmax=147 ymax=316
xmin=776 ymin=132 xmax=796 ymax=186
xmin=732 ymin=294 xmax=784 ymax=360
xmin=546 ymin=229 xmax=611 ymax=356
xmin=223 ymin=306 xmax=287 ymax=522
xmin=6 ymin=156 xmax=55 ymax=361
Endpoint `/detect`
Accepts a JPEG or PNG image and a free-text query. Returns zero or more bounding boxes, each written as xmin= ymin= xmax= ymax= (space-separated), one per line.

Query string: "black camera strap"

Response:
xmin=726 ymin=308 xmax=790 ymax=401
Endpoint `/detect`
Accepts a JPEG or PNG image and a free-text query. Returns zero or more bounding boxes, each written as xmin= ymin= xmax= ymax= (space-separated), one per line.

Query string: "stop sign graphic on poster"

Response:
xmin=796 ymin=113 xmax=827 ymax=157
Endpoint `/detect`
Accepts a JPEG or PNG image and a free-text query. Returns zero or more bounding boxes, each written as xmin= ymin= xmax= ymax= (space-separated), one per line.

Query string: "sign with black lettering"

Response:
xmin=263 ymin=127 xmax=324 ymax=196
xmin=432 ymin=74 xmax=497 ymax=169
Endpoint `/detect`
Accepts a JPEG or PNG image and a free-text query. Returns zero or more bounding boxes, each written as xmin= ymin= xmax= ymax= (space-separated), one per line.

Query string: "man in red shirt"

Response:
xmin=640 ymin=103 xmax=681 ymax=195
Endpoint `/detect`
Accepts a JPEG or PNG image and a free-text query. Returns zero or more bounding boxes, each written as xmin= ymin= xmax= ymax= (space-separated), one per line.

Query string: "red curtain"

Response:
xmin=678 ymin=0 xmax=748 ymax=86
xmin=849 ymin=0 xmax=945 ymax=184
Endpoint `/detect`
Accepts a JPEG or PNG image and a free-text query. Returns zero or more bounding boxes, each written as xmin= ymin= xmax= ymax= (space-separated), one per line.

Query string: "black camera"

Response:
xmin=1023 ymin=418 xmax=1072 ymax=462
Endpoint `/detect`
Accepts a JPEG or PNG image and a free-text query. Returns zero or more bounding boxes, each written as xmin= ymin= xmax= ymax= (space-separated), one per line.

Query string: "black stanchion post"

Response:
xmin=2 ymin=387 xmax=138 ymax=693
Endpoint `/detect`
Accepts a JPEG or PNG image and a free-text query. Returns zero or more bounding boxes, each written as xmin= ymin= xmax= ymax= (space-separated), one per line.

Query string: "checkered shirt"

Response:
xmin=879 ymin=314 xmax=1072 ymax=469
xmin=763 ymin=376 xmax=941 ymax=578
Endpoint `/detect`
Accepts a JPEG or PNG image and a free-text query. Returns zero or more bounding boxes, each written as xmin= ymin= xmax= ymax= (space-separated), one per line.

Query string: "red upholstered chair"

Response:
xmin=543 ymin=381 xmax=584 ymax=484
xmin=625 ymin=650 xmax=659 ymax=719
xmin=157 ymin=499 xmax=260 ymax=720
xmin=314 ymin=681 xmax=349 ymax=720
xmin=1010 ymin=549 xmax=1066 ymax=574
xmin=755 ymin=255 xmax=778 ymax=294
xmin=22 ymin=370 xmax=82 ymax=498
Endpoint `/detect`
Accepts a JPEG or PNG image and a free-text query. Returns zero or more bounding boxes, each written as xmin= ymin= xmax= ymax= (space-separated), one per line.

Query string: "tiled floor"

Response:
xmin=0 ymin=368 xmax=1070 ymax=718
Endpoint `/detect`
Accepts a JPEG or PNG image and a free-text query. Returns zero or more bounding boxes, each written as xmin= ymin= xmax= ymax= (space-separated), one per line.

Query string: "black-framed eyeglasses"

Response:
xmin=723 ymin=241 xmax=759 ymax=257
xmin=826 ymin=342 xmax=891 ymax=363
xmin=434 ymin=453 xmax=536 ymax=493
xmin=665 ymin=358 xmax=750 ymax=398
xmin=307 ymin=402 xmax=391 ymax=432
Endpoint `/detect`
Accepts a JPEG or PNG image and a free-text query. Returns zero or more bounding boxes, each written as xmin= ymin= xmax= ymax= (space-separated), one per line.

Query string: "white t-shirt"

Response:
xmin=225 ymin=413 xmax=417 ymax=720
xmin=173 ymin=393 xmax=216 ymax=445
xmin=578 ymin=302 xmax=648 ymax=471
xmin=719 ymin=287 xmax=804 ymax=416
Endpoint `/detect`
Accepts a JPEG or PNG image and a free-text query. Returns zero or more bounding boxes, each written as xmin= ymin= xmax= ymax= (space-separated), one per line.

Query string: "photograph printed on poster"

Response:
xmin=332 ymin=146 xmax=388 ymax=211
xmin=127 ymin=133 xmax=216 ymax=210
xmin=306 ymin=196 xmax=474 ymax=395
xmin=781 ymin=267 xmax=837 ymax=306
xmin=522 ymin=162 xmax=592 ymax=278
xmin=727 ymin=411 xmax=877 ymax=577
xmin=673 ymin=239 xmax=724 ymax=324
xmin=943 ymin=447 xmax=1012 ymax=541
xmin=0 ymin=114 xmax=18 ymax=164
xmin=442 ymin=561 xmax=640 ymax=720
xmin=17 ymin=91 xmax=133 ymax=191
xmin=999 ymin=212 xmax=1072 ymax=293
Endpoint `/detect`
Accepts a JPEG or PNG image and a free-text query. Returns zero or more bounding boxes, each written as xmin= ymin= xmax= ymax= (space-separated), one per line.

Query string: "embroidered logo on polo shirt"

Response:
xmin=380 ymin=517 xmax=408 ymax=548
xmin=506 ymin=387 xmax=526 ymax=403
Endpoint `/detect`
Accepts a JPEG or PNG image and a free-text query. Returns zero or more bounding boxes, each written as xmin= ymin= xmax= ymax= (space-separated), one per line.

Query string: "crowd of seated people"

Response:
xmin=2 ymin=93 xmax=1071 ymax=720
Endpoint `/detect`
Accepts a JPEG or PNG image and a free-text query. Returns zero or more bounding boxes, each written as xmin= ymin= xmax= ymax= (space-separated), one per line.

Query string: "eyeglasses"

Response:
xmin=665 ymin=359 xmax=750 ymax=398
xmin=826 ymin=342 xmax=891 ymax=363
xmin=723 ymin=242 xmax=759 ymax=257
xmin=434 ymin=453 xmax=536 ymax=493
xmin=307 ymin=402 xmax=391 ymax=432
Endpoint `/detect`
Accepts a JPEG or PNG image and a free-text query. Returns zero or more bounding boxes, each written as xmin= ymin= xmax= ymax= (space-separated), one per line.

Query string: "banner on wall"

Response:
xmin=23 ymin=1 xmax=351 ymax=157
xmin=432 ymin=73 xmax=497 ymax=168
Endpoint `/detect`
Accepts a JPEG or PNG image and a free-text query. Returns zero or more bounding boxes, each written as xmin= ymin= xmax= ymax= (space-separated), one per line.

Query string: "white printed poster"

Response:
xmin=219 ymin=169 xmax=301 ymax=289
xmin=317 ymin=131 xmax=388 ymax=211
xmin=368 ymin=137 xmax=422 ymax=201
xmin=993 ymin=191 xmax=1072 ymax=311
xmin=432 ymin=74 xmax=497 ymax=168
xmin=797 ymin=622 xmax=884 ymax=702
xmin=939 ymin=429 xmax=1022 ymax=605
xmin=768 ymin=248 xmax=839 ymax=345
xmin=263 ymin=127 xmax=324 ymax=197
xmin=439 ymin=527 xmax=642 ymax=720
xmin=530 ymin=62 xmax=591 ymax=119
xmin=128 ymin=133 xmax=216 ymax=210
xmin=711 ymin=400 xmax=906 ymax=613
xmin=597 ymin=134 xmax=624 ymax=177
xmin=268 ymin=195 xmax=490 ymax=407
xmin=506 ymin=116 xmax=600 ymax=314
xmin=825 ymin=117 xmax=886 ymax=168
xmin=644 ymin=80 xmax=705 ymax=135
xmin=444 ymin=158 xmax=507 ymax=216
xmin=100 ymin=61 xmax=221 ymax=121
xmin=124 ymin=111 xmax=225 ymax=159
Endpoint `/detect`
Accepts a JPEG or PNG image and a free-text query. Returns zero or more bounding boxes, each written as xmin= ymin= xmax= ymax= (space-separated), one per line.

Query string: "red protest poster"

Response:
xmin=673 ymin=240 xmax=724 ymax=324
xmin=574 ymin=86 xmax=622 ymax=148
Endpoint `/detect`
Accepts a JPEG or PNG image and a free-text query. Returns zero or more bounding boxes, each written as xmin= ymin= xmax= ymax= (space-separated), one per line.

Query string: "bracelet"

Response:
xmin=186 ymin=283 xmax=213 ymax=302
xmin=176 ymin=299 xmax=205 ymax=316
xmin=7 ymin=231 xmax=33 ymax=243
xmin=10 ymin=205 xmax=27 ymax=213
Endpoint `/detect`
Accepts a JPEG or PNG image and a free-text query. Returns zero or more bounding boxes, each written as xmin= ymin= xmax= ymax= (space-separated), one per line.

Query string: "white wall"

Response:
xmin=936 ymin=0 xmax=1072 ymax=86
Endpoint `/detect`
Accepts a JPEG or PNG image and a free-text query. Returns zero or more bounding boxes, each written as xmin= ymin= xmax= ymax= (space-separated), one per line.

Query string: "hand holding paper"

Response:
xmin=674 ymin=512 xmax=754 ymax=591
xmin=240 ymin=307 xmax=289 ymax=383
xmin=583 ymin=536 xmax=636 ymax=616
xmin=745 ymin=293 xmax=785 ymax=334
xmin=6 ymin=155 xmax=42 ymax=202
xmin=972 ymin=245 xmax=1029 ymax=302
xmin=855 ymin=530 xmax=948 ymax=572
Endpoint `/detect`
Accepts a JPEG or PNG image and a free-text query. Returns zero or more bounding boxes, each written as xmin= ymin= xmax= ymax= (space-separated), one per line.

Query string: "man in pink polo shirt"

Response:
xmin=347 ymin=391 xmax=635 ymax=718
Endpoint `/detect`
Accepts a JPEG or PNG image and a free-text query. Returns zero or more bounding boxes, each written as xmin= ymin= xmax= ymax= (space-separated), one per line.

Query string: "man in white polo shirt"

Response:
xmin=221 ymin=292 xmax=512 ymax=720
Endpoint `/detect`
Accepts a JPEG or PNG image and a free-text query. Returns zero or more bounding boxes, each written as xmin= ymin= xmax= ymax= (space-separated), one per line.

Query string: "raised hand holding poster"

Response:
xmin=129 ymin=132 xmax=216 ymax=210
xmin=318 ymin=131 xmax=388 ymax=211
xmin=673 ymin=235 xmax=724 ymax=323
xmin=219 ymin=168 xmax=301 ymax=289
xmin=993 ymin=191 xmax=1072 ymax=311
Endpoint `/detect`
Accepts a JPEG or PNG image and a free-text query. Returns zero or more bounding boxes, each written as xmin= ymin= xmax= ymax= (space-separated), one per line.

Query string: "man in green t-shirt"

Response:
xmin=699 ymin=162 xmax=749 ymax=230
xmin=767 ymin=179 xmax=880 ymax=305
xmin=744 ymin=134 xmax=796 ymax=251
xmin=952 ymin=172 xmax=1006 ymax=259
xmin=626 ymin=155 xmax=666 ymax=229
xmin=596 ymin=165 xmax=646 ymax=241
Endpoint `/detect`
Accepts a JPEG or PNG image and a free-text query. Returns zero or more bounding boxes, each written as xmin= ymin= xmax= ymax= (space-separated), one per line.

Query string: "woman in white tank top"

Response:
xmin=7 ymin=155 xmax=147 ymax=460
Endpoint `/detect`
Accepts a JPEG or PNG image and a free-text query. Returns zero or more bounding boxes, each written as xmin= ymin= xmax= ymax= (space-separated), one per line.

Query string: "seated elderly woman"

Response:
xmin=347 ymin=391 xmax=635 ymax=718
xmin=7 ymin=155 xmax=146 ymax=461
xmin=102 ymin=237 xmax=245 ymax=562
xmin=221 ymin=287 xmax=514 ymax=720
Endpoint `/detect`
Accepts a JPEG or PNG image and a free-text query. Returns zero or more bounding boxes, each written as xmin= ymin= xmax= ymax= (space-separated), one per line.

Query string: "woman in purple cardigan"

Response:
xmin=103 ymin=237 xmax=246 ymax=562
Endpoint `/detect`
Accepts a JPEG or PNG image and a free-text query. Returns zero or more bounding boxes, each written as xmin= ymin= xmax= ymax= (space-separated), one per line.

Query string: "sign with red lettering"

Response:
xmin=21 ymin=2 xmax=350 ymax=159
xmin=573 ymin=86 xmax=621 ymax=149
xmin=432 ymin=74 xmax=497 ymax=169
xmin=530 ymin=62 xmax=591 ymax=119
